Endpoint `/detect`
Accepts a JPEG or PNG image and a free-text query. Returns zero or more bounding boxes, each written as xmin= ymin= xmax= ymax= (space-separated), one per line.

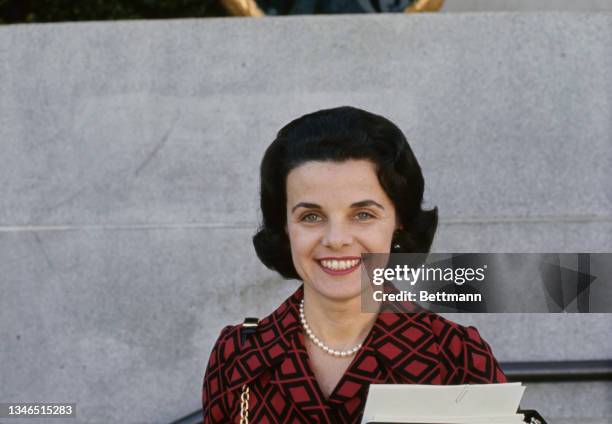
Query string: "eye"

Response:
xmin=301 ymin=213 xmax=322 ymax=223
xmin=356 ymin=211 xmax=375 ymax=221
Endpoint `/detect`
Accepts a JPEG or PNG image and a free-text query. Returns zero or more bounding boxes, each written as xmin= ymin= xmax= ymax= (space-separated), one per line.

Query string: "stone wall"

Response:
xmin=1 ymin=13 xmax=610 ymax=423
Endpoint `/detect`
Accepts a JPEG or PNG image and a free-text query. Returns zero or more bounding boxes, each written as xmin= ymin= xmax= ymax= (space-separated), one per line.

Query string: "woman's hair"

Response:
xmin=253 ymin=106 xmax=438 ymax=280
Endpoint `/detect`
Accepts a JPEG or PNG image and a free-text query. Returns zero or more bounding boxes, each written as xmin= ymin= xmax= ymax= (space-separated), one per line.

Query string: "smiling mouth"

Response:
xmin=317 ymin=258 xmax=361 ymax=275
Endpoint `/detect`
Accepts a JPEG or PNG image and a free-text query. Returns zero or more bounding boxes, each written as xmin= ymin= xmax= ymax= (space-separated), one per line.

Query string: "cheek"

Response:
xmin=288 ymin=226 xmax=320 ymax=255
xmin=372 ymin=236 xmax=393 ymax=252
xmin=359 ymin=226 xmax=395 ymax=249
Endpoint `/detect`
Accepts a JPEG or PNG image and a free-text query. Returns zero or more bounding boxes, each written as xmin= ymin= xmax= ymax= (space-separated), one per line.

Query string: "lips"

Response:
xmin=317 ymin=257 xmax=362 ymax=276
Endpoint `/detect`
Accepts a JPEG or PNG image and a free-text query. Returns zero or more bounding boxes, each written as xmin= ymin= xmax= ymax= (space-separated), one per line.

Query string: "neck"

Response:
xmin=301 ymin=285 xmax=378 ymax=350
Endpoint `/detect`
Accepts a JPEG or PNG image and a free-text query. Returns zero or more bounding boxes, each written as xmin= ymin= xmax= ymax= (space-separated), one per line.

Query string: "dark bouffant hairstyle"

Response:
xmin=253 ymin=106 xmax=438 ymax=280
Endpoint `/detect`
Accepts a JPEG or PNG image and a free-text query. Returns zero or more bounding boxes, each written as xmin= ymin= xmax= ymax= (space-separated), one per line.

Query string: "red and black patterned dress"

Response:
xmin=202 ymin=285 xmax=507 ymax=423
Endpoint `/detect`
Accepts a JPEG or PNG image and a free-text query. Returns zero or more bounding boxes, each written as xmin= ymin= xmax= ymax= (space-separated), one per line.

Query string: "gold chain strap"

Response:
xmin=239 ymin=384 xmax=249 ymax=424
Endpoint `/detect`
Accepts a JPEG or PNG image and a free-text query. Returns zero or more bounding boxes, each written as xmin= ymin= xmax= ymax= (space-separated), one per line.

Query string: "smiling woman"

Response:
xmin=285 ymin=160 xmax=399 ymax=302
xmin=201 ymin=106 xmax=507 ymax=424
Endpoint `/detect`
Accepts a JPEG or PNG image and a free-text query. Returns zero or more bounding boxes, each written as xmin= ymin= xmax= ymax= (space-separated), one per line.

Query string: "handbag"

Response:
xmin=238 ymin=317 xmax=259 ymax=424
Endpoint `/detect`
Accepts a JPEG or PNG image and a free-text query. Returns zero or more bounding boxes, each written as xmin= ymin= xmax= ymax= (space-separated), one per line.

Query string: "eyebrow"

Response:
xmin=290 ymin=200 xmax=385 ymax=214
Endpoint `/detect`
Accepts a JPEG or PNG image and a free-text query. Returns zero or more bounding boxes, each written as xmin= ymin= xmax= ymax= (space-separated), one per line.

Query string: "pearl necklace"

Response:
xmin=299 ymin=299 xmax=362 ymax=357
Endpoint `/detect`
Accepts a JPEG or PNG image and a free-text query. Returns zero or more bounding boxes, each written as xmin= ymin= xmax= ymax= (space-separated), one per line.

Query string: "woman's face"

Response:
xmin=285 ymin=159 xmax=400 ymax=302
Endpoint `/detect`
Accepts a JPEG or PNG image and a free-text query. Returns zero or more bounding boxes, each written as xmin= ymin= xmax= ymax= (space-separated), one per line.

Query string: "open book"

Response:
xmin=361 ymin=383 xmax=526 ymax=424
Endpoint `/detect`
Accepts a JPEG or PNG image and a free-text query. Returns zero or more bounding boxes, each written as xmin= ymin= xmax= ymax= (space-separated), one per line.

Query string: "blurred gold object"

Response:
xmin=406 ymin=0 xmax=445 ymax=12
xmin=221 ymin=0 xmax=444 ymax=16
xmin=221 ymin=0 xmax=265 ymax=16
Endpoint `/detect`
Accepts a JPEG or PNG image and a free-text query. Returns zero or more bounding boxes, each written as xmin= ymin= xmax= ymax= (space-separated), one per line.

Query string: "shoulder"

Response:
xmin=428 ymin=312 xmax=489 ymax=348
xmin=207 ymin=323 xmax=246 ymax=365
xmin=201 ymin=323 xmax=251 ymax=419
xmin=202 ymin=324 xmax=241 ymax=421
xmin=207 ymin=288 xmax=300 ymax=365
xmin=426 ymin=312 xmax=507 ymax=383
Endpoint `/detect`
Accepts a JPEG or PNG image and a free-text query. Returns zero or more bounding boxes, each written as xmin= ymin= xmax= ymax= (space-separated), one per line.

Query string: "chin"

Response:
xmin=308 ymin=275 xmax=364 ymax=303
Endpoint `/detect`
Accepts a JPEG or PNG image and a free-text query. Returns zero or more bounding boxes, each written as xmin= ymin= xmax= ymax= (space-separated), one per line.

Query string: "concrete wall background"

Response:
xmin=1 ymin=13 xmax=611 ymax=424
xmin=441 ymin=0 xmax=612 ymax=12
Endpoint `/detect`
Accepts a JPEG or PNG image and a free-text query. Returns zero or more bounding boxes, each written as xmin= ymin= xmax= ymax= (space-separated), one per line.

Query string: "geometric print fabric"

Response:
xmin=202 ymin=285 xmax=507 ymax=423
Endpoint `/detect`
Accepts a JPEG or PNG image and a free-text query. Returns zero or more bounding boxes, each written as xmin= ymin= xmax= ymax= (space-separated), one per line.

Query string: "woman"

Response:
xmin=202 ymin=106 xmax=506 ymax=424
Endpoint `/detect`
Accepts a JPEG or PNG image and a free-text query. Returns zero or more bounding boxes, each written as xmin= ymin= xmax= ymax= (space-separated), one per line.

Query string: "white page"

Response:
xmin=361 ymin=383 xmax=525 ymax=424
xmin=363 ymin=415 xmax=525 ymax=424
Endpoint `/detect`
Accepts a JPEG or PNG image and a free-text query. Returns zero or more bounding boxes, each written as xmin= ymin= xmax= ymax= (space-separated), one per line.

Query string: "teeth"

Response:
xmin=320 ymin=259 xmax=360 ymax=270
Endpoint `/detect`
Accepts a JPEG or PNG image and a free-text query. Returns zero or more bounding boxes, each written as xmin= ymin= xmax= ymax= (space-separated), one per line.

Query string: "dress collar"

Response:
xmin=231 ymin=284 xmax=443 ymax=422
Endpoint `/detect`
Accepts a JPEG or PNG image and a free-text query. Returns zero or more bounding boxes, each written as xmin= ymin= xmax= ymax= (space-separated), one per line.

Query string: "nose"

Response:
xmin=322 ymin=220 xmax=353 ymax=250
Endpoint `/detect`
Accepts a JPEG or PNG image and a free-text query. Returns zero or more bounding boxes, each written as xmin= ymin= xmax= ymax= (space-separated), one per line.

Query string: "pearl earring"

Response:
xmin=392 ymin=229 xmax=402 ymax=251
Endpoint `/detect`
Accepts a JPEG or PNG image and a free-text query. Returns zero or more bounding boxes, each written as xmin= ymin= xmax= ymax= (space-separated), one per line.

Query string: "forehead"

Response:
xmin=286 ymin=159 xmax=388 ymax=201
